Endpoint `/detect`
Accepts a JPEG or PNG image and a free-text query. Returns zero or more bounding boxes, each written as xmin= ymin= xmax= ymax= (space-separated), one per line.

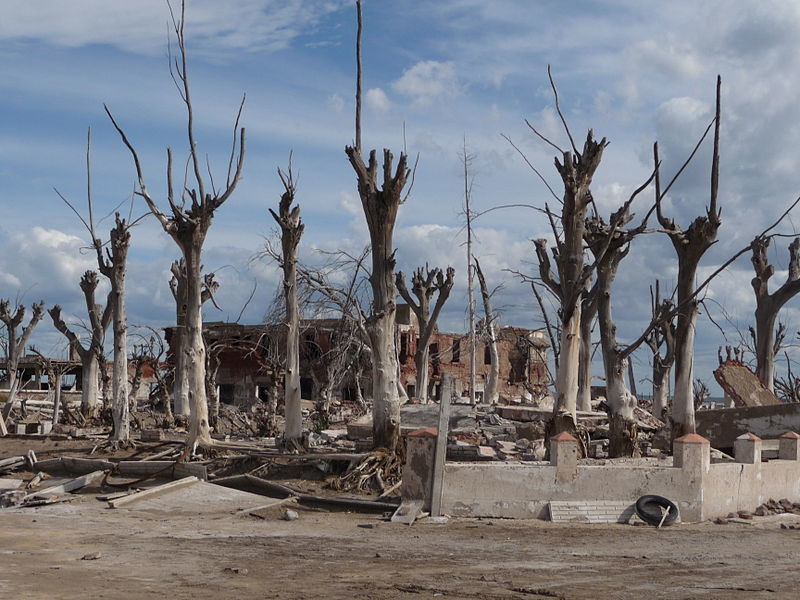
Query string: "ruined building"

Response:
xmin=166 ymin=305 xmax=550 ymax=408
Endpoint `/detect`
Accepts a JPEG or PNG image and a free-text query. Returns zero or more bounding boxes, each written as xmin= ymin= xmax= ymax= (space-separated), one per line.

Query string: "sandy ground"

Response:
xmin=2 ymin=437 xmax=800 ymax=600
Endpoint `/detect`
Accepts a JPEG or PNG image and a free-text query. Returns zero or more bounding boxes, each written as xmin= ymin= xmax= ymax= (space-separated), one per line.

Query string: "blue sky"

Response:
xmin=3 ymin=0 xmax=800 ymax=395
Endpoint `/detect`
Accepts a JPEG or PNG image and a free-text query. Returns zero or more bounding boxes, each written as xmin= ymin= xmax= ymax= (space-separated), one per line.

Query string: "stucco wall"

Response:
xmin=409 ymin=433 xmax=800 ymax=522
xmin=702 ymin=460 xmax=800 ymax=518
xmin=441 ymin=462 xmax=703 ymax=520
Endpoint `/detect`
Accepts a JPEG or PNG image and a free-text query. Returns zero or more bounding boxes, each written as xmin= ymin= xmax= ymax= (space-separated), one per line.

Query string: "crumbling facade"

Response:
xmin=169 ymin=305 xmax=550 ymax=409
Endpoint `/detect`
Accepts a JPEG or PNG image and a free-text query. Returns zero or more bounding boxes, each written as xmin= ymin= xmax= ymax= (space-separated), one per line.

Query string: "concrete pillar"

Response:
xmin=550 ymin=432 xmax=578 ymax=482
xmin=778 ymin=431 xmax=800 ymax=460
xmin=401 ymin=428 xmax=437 ymax=511
xmin=673 ymin=433 xmax=710 ymax=475
xmin=734 ymin=432 xmax=762 ymax=464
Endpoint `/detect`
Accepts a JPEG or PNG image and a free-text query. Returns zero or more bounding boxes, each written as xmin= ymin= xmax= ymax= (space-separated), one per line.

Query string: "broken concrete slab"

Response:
xmin=713 ymin=360 xmax=780 ymax=407
xmin=27 ymin=470 xmax=106 ymax=499
xmin=116 ymin=460 xmax=207 ymax=481
xmin=495 ymin=406 xmax=606 ymax=422
xmin=110 ymin=477 xmax=269 ymax=514
xmin=347 ymin=403 xmax=476 ymax=439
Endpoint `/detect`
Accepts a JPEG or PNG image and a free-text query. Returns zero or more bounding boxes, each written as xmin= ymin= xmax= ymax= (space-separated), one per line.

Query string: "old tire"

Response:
xmin=635 ymin=495 xmax=679 ymax=526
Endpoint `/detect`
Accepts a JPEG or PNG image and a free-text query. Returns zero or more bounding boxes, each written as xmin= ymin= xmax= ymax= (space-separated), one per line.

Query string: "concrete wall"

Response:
xmin=441 ymin=462 xmax=701 ymax=520
xmin=406 ymin=431 xmax=800 ymax=522
xmin=696 ymin=403 xmax=800 ymax=449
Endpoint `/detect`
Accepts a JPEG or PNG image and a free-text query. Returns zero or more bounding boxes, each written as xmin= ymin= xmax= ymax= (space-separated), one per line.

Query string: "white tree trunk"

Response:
xmin=414 ymin=348 xmax=430 ymax=404
xmin=651 ymin=364 xmax=670 ymax=420
xmin=110 ymin=287 xmax=130 ymax=442
xmin=172 ymin=330 xmax=190 ymax=416
xmin=81 ymin=353 xmax=99 ymax=415
xmin=554 ymin=304 xmax=581 ymax=424
xmin=184 ymin=246 xmax=212 ymax=449
xmin=671 ymin=308 xmax=697 ymax=437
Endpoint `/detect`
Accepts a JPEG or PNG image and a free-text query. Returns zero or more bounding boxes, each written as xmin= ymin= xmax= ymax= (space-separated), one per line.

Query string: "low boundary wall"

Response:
xmin=402 ymin=431 xmax=800 ymax=522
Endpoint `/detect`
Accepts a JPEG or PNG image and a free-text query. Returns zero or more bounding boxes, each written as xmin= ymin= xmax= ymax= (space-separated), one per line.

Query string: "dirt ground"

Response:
xmin=2 ymin=437 xmax=799 ymax=600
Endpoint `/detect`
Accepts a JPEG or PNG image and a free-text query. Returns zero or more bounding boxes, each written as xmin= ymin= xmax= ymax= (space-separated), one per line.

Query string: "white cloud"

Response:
xmin=327 ymin=93 xmax=345 ymax=113
xmin=338 ymin=190 xmax=360 ymax=215
xmin=392 ymin=60 xmax=461 ymax=106
xmin=365 ymin=87 xmax=391 ymax=112
xmin=0 ymin=0 xmax=349 ymax=58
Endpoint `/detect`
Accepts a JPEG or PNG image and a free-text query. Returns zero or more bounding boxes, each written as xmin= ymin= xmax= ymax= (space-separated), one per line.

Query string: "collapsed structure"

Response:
xmin=164 ymin=305 xmax=551 ymax=409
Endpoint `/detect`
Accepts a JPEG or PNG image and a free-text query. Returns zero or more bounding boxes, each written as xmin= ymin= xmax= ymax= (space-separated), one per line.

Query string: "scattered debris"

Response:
xmin=81 ymin=552 xmax=102 ymax=561
xmin=282 ymin=509 xmax=299 ymax=521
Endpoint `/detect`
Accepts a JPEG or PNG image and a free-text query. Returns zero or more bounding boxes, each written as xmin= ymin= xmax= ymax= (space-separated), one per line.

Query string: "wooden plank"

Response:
xmin=108 ymin=476 xmax=199 ymax=508
xmin=0 ymin=478 xmax=23 ymax=490
xmin=27 ymin=470 xmax=106 ymax=498
xmin=0 ymin=413 xmax=7 ymax=436
xmin=430 ymin=373 xmax=451 ymax=517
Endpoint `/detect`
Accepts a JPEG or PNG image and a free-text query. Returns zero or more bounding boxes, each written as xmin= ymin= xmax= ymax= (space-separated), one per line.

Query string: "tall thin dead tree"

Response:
xmin=0 ymin=300 xmax=45 ymax=431
xmin=576 ymin=282 xmax=599 ymax=412
xmin=461 ymin=140 xmax=478 ymax=405
xmin=346 ymin=0 xmax=410 ymax=450
xmin=48 ymin=270 xmax=112 ymax=417
xmin=473 ymin=259 xmax=499 ymax=404
xmin=94 ymin=213 xmax=132 ymax=445
xmin=645 ymin=281 xmax=676 ymax=419
xmin=396 ymin=265 xmax=455 ymax=403
xmin=106 ymin=0 xmax=245 ymax=449
xmin=749 ymin=236 xmax=800 ymax=392
xmin=655 ymin=76 xmax=722 ymax=440
xmin=269 ymin=162 xmax=304 ymax=447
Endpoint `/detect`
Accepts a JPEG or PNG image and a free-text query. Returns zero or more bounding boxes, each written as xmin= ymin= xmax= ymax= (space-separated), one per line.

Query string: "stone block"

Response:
xmin=734 ymin=432 xmax=762 ymax=464
xmin=778 ymin=431 xmax=800 ymax=460
xmin=673 ymin=433 xmax=710 ymax=474
xmin=401 ymin=428 xmax=437 ymax=511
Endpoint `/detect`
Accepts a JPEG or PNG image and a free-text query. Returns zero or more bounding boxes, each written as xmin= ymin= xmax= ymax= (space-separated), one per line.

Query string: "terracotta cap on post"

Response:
xmin=407 ymin=427 xmax=438 ymax=438
xmin=736 ymin=432 xmax=762 ymax=442
xmin=550 ymin=432 xmax=577 ymax=443
xmin=779 ymin=431 xmax=800 ymax=440
xmin=673 ymin=433 xmax=710 ymax=445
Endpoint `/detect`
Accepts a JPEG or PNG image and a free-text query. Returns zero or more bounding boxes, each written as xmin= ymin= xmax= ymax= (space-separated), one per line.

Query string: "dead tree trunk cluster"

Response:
xmin=396 ymin=265 xmax=455 ymax=403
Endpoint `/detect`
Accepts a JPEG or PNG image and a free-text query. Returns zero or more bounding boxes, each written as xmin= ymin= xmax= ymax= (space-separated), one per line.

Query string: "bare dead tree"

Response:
xmin=583 ymin=193 xmax=662 ymax=457
xmin=0 ymin=300 xmax=45 ymax=432
xmin=169 ymin=259 xmax=220 ymax=418
xmin=269 ymin=160 xmax=304 ymax=447
xmin=645 ymin=281 xmax=676 ymax=420
xmin=473 ymin=259 xmax=500 ymax=404
xmin=693 ymin=378 xmax=710 ymax=410
xmin=577 ymin=281 xmax=599 ymax=412
xmin=396 ymin=265 xmax=455 ymax=403
xmin=749 ymin=235 xmax=800 ymax=392
xmin=106 ymin=0 xmax=245 ymax=450
xmin=654 ymin=76 xmax=722 ymax=440
xmin=92 ymin=213 xmax=133 ymax=445
xmin=346 ymin=0 xmax=410 ymax=450
xmin=532 ymin=130 xmax=608 ymax=440
xmin=461 ymin=139 xmax=478 ymax=405
xmin=49 ymin=271 xmax=113 ymax=417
